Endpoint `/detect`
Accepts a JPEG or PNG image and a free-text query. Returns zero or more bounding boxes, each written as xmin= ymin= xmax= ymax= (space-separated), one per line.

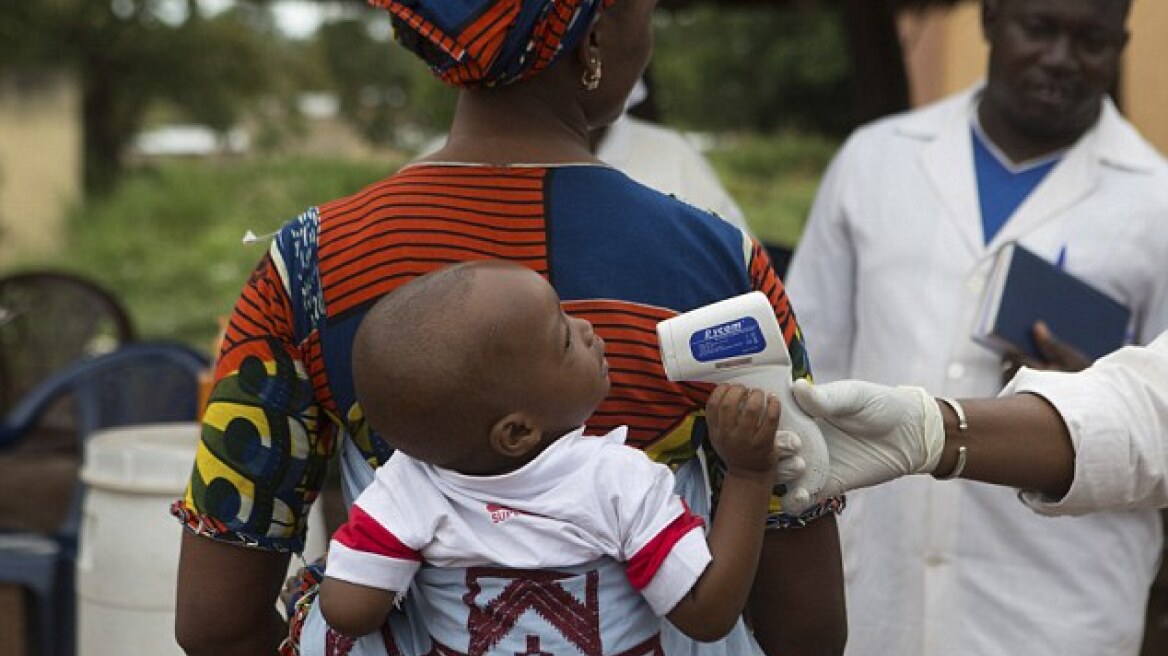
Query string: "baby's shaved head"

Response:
xmin=351 ymin=261 xmax=521 ymax=463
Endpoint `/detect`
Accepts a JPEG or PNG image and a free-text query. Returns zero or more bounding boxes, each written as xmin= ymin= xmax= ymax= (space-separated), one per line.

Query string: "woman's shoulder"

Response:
xmin=551 ymin=165 xmax=738 ymax=230
xmin=556 ymin=164 xmax=697 ymax=201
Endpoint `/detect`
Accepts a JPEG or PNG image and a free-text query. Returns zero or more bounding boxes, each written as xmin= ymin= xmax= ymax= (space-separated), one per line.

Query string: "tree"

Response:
xmin=659 ymin=0 xmax=971 ymax=125
xmin=1 ymin=0 xmax=283 ymax=191
xmin=651 ymin=5 xmax=854 ymax=135
xmin=313 ymin=15 xmax=456 ymax=147
xmin=301 ymin=0 xmax=971 ymax=135
xmin=305 ymin=0 xmax=971 ymax=131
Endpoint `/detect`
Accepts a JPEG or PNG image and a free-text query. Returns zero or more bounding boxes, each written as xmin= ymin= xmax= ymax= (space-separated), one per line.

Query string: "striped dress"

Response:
xmin=173 ymin=162 xmax=827 ymax=652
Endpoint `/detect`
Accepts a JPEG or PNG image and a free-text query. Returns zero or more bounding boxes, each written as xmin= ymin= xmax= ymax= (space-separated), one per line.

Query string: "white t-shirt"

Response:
xmin=326 ymin=426 xmax=711 ymax=616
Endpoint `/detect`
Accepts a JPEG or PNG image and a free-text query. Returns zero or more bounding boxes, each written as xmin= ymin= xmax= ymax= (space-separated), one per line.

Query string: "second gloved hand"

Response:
xmin=772 ymin=430 xmax=805 ymax=486
xmin=791 ymin=379 xmax=946 ymax=502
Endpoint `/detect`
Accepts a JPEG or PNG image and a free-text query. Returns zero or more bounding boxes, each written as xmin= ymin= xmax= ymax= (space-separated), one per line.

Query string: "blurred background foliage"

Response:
xmin=2 ymin=0 xmax=292 ymax=190
xmin=652 ymin=5 xmax=853 ymax=135
xmin=2 ymin=0 xmax=864 ymax=347
xmin=1 ymin=1 xmax=855 ymax=189
xmin=312 ymin=16 xmax=458 ymax=145
xmin=50 ymin=157 xmax=398 ymax=344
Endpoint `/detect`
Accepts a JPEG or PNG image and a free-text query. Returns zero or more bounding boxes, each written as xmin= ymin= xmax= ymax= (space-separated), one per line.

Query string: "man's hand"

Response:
xmin=792 ymin=379 xmax=945 ymax=502
xmin=1001 ymin=321 xmax=1092 ymax=385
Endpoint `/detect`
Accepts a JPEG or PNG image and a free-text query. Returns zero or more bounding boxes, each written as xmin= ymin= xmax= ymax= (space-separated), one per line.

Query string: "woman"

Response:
xmin=173 ymin=2 xmax=845 ymax=655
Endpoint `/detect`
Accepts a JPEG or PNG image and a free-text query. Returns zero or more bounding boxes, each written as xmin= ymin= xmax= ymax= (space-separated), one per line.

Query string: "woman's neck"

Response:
xmin=423 ymin=83 xmax=602 ymax=166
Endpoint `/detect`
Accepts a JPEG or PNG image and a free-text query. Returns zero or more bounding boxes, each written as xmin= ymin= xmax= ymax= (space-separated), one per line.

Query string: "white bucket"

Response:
xmin=76 ymin=423 xmax=327 ymax=655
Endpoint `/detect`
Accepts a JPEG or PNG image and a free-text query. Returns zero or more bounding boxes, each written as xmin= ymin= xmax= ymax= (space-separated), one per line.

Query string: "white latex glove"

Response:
xmin=792 ymin=379 xmax=946 ymax=502
xmin=772 ymin=430 xmax=805 ymax=486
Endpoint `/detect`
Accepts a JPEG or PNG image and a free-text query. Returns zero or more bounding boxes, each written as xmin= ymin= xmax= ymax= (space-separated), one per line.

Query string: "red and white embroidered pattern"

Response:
xmin=422 ymin=567 xmax=663 ymax=656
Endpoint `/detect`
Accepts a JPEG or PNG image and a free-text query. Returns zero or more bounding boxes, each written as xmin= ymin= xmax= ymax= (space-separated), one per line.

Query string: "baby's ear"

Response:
xmin=489 ymin=412 xmax=544 ymax=459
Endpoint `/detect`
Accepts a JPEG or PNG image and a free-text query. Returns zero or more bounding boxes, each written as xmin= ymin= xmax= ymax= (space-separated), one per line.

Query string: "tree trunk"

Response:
xmin=81 ymin=66 xmax=124 ymax=193
xmin=842 ymin=0 xmax=911 ymax=125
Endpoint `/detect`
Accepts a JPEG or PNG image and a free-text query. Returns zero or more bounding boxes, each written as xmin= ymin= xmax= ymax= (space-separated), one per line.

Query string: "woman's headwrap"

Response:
xmin=369 ymin=0 xmax=618 ymax=88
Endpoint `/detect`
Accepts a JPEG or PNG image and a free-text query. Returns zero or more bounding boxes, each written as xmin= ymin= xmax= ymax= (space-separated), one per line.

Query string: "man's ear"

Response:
xmin=489 ymin=412 xmax=544 ymax=459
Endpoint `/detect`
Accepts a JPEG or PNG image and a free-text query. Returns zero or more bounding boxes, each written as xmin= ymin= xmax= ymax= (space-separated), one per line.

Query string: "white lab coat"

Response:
xmin=596 ymin=115 xmax=750 ymax=233
xmin=1009 ymin=330 xmax=1168 ymax=516
xmin=786 ymin=86 xmax=1168 ymax=656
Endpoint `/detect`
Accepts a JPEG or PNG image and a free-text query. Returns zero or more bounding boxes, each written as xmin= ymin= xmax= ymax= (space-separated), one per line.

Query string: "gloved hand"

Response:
xmin=772 ymin=430 xmax=805 ymax=486
xmin=791 ymin=379 xmax=946 ymax=502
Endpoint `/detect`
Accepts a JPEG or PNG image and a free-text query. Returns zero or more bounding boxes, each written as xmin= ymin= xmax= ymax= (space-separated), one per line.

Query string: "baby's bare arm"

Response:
xmin=319 ymin=576 xmax=397 ymax=638
xmin=667 ymin=384 xmax=780 ymax=641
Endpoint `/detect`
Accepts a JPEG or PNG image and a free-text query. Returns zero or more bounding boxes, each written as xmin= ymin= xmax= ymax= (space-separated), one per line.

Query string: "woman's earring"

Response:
xmin=582 ymin=58 xmax=602 ymax=91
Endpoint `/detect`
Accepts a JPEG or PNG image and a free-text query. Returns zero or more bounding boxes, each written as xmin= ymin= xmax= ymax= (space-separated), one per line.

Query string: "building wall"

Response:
xmin=1125 ymin=0 xmax=1168 ymax=153
xmin=900 ymin=0 xmax=1168 ymax=154
xmin=0 ymin=70 xmax=81 ymax=266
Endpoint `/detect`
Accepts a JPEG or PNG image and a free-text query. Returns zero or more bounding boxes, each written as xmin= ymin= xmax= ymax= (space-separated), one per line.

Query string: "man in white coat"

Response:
xmin=785 ymin=0 xmax=1168 ymax=654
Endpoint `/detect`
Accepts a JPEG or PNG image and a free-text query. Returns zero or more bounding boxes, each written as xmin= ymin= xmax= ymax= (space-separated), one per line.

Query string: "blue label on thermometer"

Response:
xmin=689 ymin=316 xmax=766 ymax=362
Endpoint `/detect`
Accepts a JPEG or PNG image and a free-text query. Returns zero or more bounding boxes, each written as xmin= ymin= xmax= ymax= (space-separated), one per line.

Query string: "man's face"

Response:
xmin=982 ymin=0 xmax=1129 ymax=145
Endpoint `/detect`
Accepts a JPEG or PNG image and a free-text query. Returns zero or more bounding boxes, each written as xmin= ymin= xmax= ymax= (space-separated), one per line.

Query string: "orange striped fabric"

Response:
xmin=219 ymin=257 xmax=294 ymax=364
xmin=319 ymin=166 xmax=550 ymax=318
xmin=749 ymin=240 xmax=804 ymax=355
xmin=313 ymin=165 xmax=708 ymax=453
xmin=563 ymin=299 xmax=699 ymax=450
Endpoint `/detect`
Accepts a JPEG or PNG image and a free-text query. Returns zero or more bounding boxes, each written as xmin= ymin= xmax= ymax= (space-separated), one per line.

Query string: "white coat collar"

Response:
xmin=895 ymin=83 xmax=1160 ymax=173
xmin=893 ymin=83 xmax=1161 ymax=257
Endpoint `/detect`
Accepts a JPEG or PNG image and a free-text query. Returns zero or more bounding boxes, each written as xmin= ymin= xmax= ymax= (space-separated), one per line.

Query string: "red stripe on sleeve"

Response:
xmin=625 ymin=502 xmax=706 ymax=591
xmin=333 ymin=505 xmax=422 ymax=562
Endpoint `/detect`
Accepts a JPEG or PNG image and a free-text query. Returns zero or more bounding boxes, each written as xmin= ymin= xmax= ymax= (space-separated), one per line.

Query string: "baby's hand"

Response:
xmin=706 ymin=383 xmax=782 ymax=478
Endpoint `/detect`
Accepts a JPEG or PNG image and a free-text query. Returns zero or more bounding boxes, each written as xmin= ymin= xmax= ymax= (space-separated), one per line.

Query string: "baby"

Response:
xmin=316 ymin=260 xmax=785 ymax=654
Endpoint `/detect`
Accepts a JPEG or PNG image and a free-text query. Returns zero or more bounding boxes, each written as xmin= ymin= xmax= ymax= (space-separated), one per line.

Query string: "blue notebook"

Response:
xmin=972 ymin=243 xmax=1131 ymax=360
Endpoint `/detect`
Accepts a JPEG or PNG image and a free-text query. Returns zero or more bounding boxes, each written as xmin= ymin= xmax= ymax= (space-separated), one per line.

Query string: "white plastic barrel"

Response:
xmin=76 ymin=423 xmax=327 ymax=655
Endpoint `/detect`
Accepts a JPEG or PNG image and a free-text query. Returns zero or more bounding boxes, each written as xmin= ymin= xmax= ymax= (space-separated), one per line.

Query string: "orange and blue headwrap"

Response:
xmin=370 ymin=0 xmax=618 ymax=88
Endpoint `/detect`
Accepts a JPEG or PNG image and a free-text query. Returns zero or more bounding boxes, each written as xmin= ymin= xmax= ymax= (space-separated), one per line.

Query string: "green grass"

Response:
xmin=16 ymin=156 xmax=398 ymax=350
xmin=706 ymin=131 xmax=839 ymax=247
xmin=11 ymin=134 xmax=835 ymax=349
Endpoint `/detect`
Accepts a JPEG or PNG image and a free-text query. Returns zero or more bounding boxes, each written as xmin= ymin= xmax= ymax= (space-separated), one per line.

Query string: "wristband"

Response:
xmin=935 ymin=397 xmax=968 ymax=480
xmin=938 ymin=396 xmax=968 ymax=431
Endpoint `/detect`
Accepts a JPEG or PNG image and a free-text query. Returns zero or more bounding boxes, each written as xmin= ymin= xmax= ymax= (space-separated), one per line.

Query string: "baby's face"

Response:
xmin=478 ymin=266 xmax=610 ymax=435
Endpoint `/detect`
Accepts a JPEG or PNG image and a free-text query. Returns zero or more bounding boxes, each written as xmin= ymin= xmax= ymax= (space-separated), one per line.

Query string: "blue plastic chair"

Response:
xmin=0 ymin=270 xmax=136 ymax=417
xmin=0 ymin=342 xmax=209 ymax=656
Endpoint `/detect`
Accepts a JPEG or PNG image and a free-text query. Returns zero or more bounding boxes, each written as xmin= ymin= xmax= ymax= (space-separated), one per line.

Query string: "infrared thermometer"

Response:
xmin=656 ymin=292 xmax=829 ymax=514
